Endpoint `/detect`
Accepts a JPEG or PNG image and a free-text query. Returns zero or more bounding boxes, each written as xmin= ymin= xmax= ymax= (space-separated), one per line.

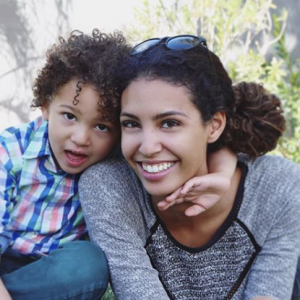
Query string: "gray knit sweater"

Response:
xmin=79 ymin=155 xmax=300 ymax=300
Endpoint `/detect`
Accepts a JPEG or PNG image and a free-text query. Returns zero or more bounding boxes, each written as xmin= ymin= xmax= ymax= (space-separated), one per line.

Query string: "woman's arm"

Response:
xmin=79 ymin=158 xmax=169 ymax=300
xmin=243 ymin=157 xmax=300 ymax=300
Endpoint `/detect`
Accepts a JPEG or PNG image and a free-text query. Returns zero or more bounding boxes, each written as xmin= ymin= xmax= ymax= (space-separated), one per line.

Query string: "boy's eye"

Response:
xmin=121 ymin=120 xmax=139 ymax=128
xmin=95 ymin=124 xmax=109 ymax=132
xmin=161 ymin=120 xmax=180 ymax=129
xmin=63 ymin=113 xmax=76 ymax=121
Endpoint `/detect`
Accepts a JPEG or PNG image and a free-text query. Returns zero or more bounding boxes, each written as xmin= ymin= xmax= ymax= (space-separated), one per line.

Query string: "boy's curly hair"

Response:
xmin=31 ymin=28 xmax=130 ymax=121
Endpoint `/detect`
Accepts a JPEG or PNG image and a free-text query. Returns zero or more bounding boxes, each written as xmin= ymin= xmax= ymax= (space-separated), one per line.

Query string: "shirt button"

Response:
xmin=32 ymin=232 xmax=38 ymax=238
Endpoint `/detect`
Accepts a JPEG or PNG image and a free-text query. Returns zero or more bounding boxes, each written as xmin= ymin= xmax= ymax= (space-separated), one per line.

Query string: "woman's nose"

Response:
xmin=138 ymin=130 xmax=162 ymax=157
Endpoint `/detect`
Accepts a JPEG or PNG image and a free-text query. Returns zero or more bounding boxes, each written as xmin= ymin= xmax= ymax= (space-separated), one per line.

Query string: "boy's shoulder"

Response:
xmin=0 ymin=116 xmax=47 ymax=157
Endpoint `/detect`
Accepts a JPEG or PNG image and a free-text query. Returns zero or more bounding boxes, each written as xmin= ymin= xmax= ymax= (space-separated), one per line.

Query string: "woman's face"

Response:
xmin=121 ymin=78 xmax=222 ymax=198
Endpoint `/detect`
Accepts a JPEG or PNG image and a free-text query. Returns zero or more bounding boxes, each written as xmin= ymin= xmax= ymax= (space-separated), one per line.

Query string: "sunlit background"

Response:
xmin=0 ymin=0 xmax=142 ymax=130
xmin=1 ymin=0 xmax=300 ymax=164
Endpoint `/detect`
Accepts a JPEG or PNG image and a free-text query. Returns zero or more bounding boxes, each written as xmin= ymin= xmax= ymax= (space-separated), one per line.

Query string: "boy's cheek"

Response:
xmin=41 ymin=106 xmax=49 ymax=120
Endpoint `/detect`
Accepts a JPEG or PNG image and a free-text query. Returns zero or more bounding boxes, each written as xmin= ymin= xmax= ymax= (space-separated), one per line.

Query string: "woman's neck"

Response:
xmin=151 ymin=166 xmax=242 ymax=248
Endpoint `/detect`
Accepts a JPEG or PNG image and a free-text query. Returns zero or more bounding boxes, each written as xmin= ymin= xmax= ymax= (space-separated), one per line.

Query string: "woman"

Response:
xmin=79 ymin=35 xmax=300 ymax=300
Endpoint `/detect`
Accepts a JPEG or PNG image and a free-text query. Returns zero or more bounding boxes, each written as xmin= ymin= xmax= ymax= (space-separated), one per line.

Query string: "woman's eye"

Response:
xmin=161 ymin=120 xmax=180 ymax=129
xmin=63 ymin=113 xmax=76 ymax=121
xmin=95 ymin=124 xmax=109 ymax=132
xmin=121 ymin=120 xmax=139 ymax=128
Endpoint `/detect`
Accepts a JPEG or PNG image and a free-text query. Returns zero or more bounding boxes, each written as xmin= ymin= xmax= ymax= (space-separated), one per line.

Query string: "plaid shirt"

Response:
xmin=0 ymin=117 xmax=86 ymax=256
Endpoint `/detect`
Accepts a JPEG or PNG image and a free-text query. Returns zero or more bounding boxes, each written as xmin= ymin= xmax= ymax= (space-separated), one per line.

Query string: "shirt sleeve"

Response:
xmin=243 ymin=158 xmax=300 ymax=300
xmin=0 ymin=143 xmax=17 ymax=253
xmin=79 ymin=158 xmax=170 ymax=300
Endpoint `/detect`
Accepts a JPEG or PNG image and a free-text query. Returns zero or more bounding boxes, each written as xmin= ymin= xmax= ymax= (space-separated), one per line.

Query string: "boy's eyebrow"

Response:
xmin=120 ymin=111 xmax=189 ymax=120
xmin=59 ymin=104 xmax=79 ymax=113
xmin=60 ymin=104 xmax=111 ymax=122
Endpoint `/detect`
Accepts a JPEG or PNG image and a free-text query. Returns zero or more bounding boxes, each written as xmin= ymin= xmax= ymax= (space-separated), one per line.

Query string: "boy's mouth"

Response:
xmin=65 ymin=150 xmax=87 ymax=166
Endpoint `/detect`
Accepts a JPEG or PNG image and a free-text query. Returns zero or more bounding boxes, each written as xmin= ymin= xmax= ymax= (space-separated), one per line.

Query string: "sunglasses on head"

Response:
xmin=130 ymin=34 xmax=207 ymax=56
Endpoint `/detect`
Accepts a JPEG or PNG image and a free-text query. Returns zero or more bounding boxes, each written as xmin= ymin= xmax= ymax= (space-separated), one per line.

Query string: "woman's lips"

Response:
xmin=137 ymin=161 xmax=176 ymax=181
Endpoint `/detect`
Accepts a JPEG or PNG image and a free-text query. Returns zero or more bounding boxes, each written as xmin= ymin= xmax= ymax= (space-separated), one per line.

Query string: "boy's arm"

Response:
xmin=0 ymin=145 xmax=15 ymax=254
xmin=158 ymin=147 xmax=237 ymax=216
xmin=0 ymin=279 xmax=12 ymax=300
xmin=0 ymin=147 xmax=14 ymax=300
xmin=207 ymin=147 xmax=237 ymax=178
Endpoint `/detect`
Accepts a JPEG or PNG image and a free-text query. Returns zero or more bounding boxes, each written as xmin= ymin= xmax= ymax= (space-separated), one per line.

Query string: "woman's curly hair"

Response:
xmin=226 ymin=82 xmax=285 ymax=157
xmin=31 ymin=28 xmax=130 ymax=121
xmin=121 ymin=41 xmax=285 ymax=158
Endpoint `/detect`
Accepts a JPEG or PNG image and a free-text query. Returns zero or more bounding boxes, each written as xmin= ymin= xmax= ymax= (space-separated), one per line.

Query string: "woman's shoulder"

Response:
xmin=241 ymin=154 xmax=300 ymax=186
xmin=238 ymin=155 xmax=300 ymax=225
xmin=81 ymin=157 xmax=134 ymax=182
xmin=79 ymin=157 xmax=156 ymax=233
xmin=237 ymin=155 xmax=300 ymax=245
xmin=79 ymin=157 xmax=148 ymax=208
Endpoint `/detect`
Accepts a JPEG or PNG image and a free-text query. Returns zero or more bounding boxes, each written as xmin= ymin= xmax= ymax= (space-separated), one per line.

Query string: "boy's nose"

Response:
xmin=71 ymin=127 xmax=91 ymax=146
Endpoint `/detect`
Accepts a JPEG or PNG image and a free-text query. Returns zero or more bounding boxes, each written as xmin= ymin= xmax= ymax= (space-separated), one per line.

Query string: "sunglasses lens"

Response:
xmin=131 ymin=35 xmax=208 ymax=55
xmin=131 ymin=38 xmax=160 ymax=55
xmin=167 ymin=36 xmax=198 ymax=50
xmin=167 ymin=36 xmax=207 ymax=50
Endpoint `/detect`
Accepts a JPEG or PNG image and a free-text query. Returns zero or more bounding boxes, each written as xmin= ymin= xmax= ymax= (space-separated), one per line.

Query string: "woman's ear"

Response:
xmin=207 ymin=111 xmax=226 ymax=143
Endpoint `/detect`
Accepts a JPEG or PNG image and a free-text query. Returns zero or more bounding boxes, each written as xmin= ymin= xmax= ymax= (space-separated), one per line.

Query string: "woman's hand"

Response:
xmin=157 ymin=173 xmax=231 ymax=216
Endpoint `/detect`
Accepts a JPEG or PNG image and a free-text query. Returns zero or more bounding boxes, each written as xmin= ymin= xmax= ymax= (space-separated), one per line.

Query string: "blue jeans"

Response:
xmin=292 ymin=257 xmax=300 ymax=299
xmin=0 ymin=241 xmax=108 ymax=300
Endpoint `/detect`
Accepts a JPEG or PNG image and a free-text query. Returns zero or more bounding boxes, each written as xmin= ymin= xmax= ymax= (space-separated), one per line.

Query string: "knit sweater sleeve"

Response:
xmin=79 ymin=158 xmax=169 ymax=300
xmin=240 ymin=156 xmax=300 ymax=300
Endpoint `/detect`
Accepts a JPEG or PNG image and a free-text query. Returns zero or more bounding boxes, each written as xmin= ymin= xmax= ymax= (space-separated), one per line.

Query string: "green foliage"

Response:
xmin=126 ymin=0 xmax=300 ymax=164
xmin=101 ymin=285 xmax=116 ymax=300
xmin=271 ymin=14 xmax=300 ymax=163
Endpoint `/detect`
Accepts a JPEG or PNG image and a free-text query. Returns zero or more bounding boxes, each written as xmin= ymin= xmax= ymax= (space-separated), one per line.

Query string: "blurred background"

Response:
xmin=0 ymin=0 xmax=299 ymax=164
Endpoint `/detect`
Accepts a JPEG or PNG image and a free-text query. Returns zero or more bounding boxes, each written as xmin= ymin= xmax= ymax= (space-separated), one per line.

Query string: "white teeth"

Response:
xmin=142 ymin=162 xmax=174 ymax=173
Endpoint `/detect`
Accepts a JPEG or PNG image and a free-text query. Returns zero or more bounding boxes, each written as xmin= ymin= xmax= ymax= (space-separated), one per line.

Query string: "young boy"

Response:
xmin=0 ymin=29 xmax=130 ymax=300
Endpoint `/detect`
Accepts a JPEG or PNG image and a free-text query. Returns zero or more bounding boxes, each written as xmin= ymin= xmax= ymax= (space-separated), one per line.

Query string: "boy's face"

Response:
xmin=42 ymin=79 xmax=120 ymax=174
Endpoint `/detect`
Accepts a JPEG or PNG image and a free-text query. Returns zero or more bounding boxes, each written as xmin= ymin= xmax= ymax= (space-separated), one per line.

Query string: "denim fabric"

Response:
xmin=292 ymin=257 xmax=300 ymax=299
xmin=1 ymin=241 xmax=108 ymax=300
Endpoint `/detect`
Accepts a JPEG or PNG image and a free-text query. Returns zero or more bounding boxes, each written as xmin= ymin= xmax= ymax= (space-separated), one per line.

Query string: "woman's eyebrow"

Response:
xmin=120 ymin=112 xmax=138 ymax=119
xmin=120 ymin=111 xmax=190 ymax=120
xmin=154 ymin=111 xmax=189 ymax=120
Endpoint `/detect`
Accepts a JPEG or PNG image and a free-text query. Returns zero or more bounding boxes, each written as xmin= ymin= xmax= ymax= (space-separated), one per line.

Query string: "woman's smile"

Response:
xmin=137 ymin=160 xmax=177 ymax=182
xmin=141 ymin=161 xmax=175 ymax=173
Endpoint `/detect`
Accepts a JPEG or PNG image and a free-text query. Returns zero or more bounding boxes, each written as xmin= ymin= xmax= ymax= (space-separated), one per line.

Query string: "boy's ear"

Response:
xmin=207 ymin=111 xmax=226 ymax=143
xmin=41 ymin=105 xmax=49 ymax=121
